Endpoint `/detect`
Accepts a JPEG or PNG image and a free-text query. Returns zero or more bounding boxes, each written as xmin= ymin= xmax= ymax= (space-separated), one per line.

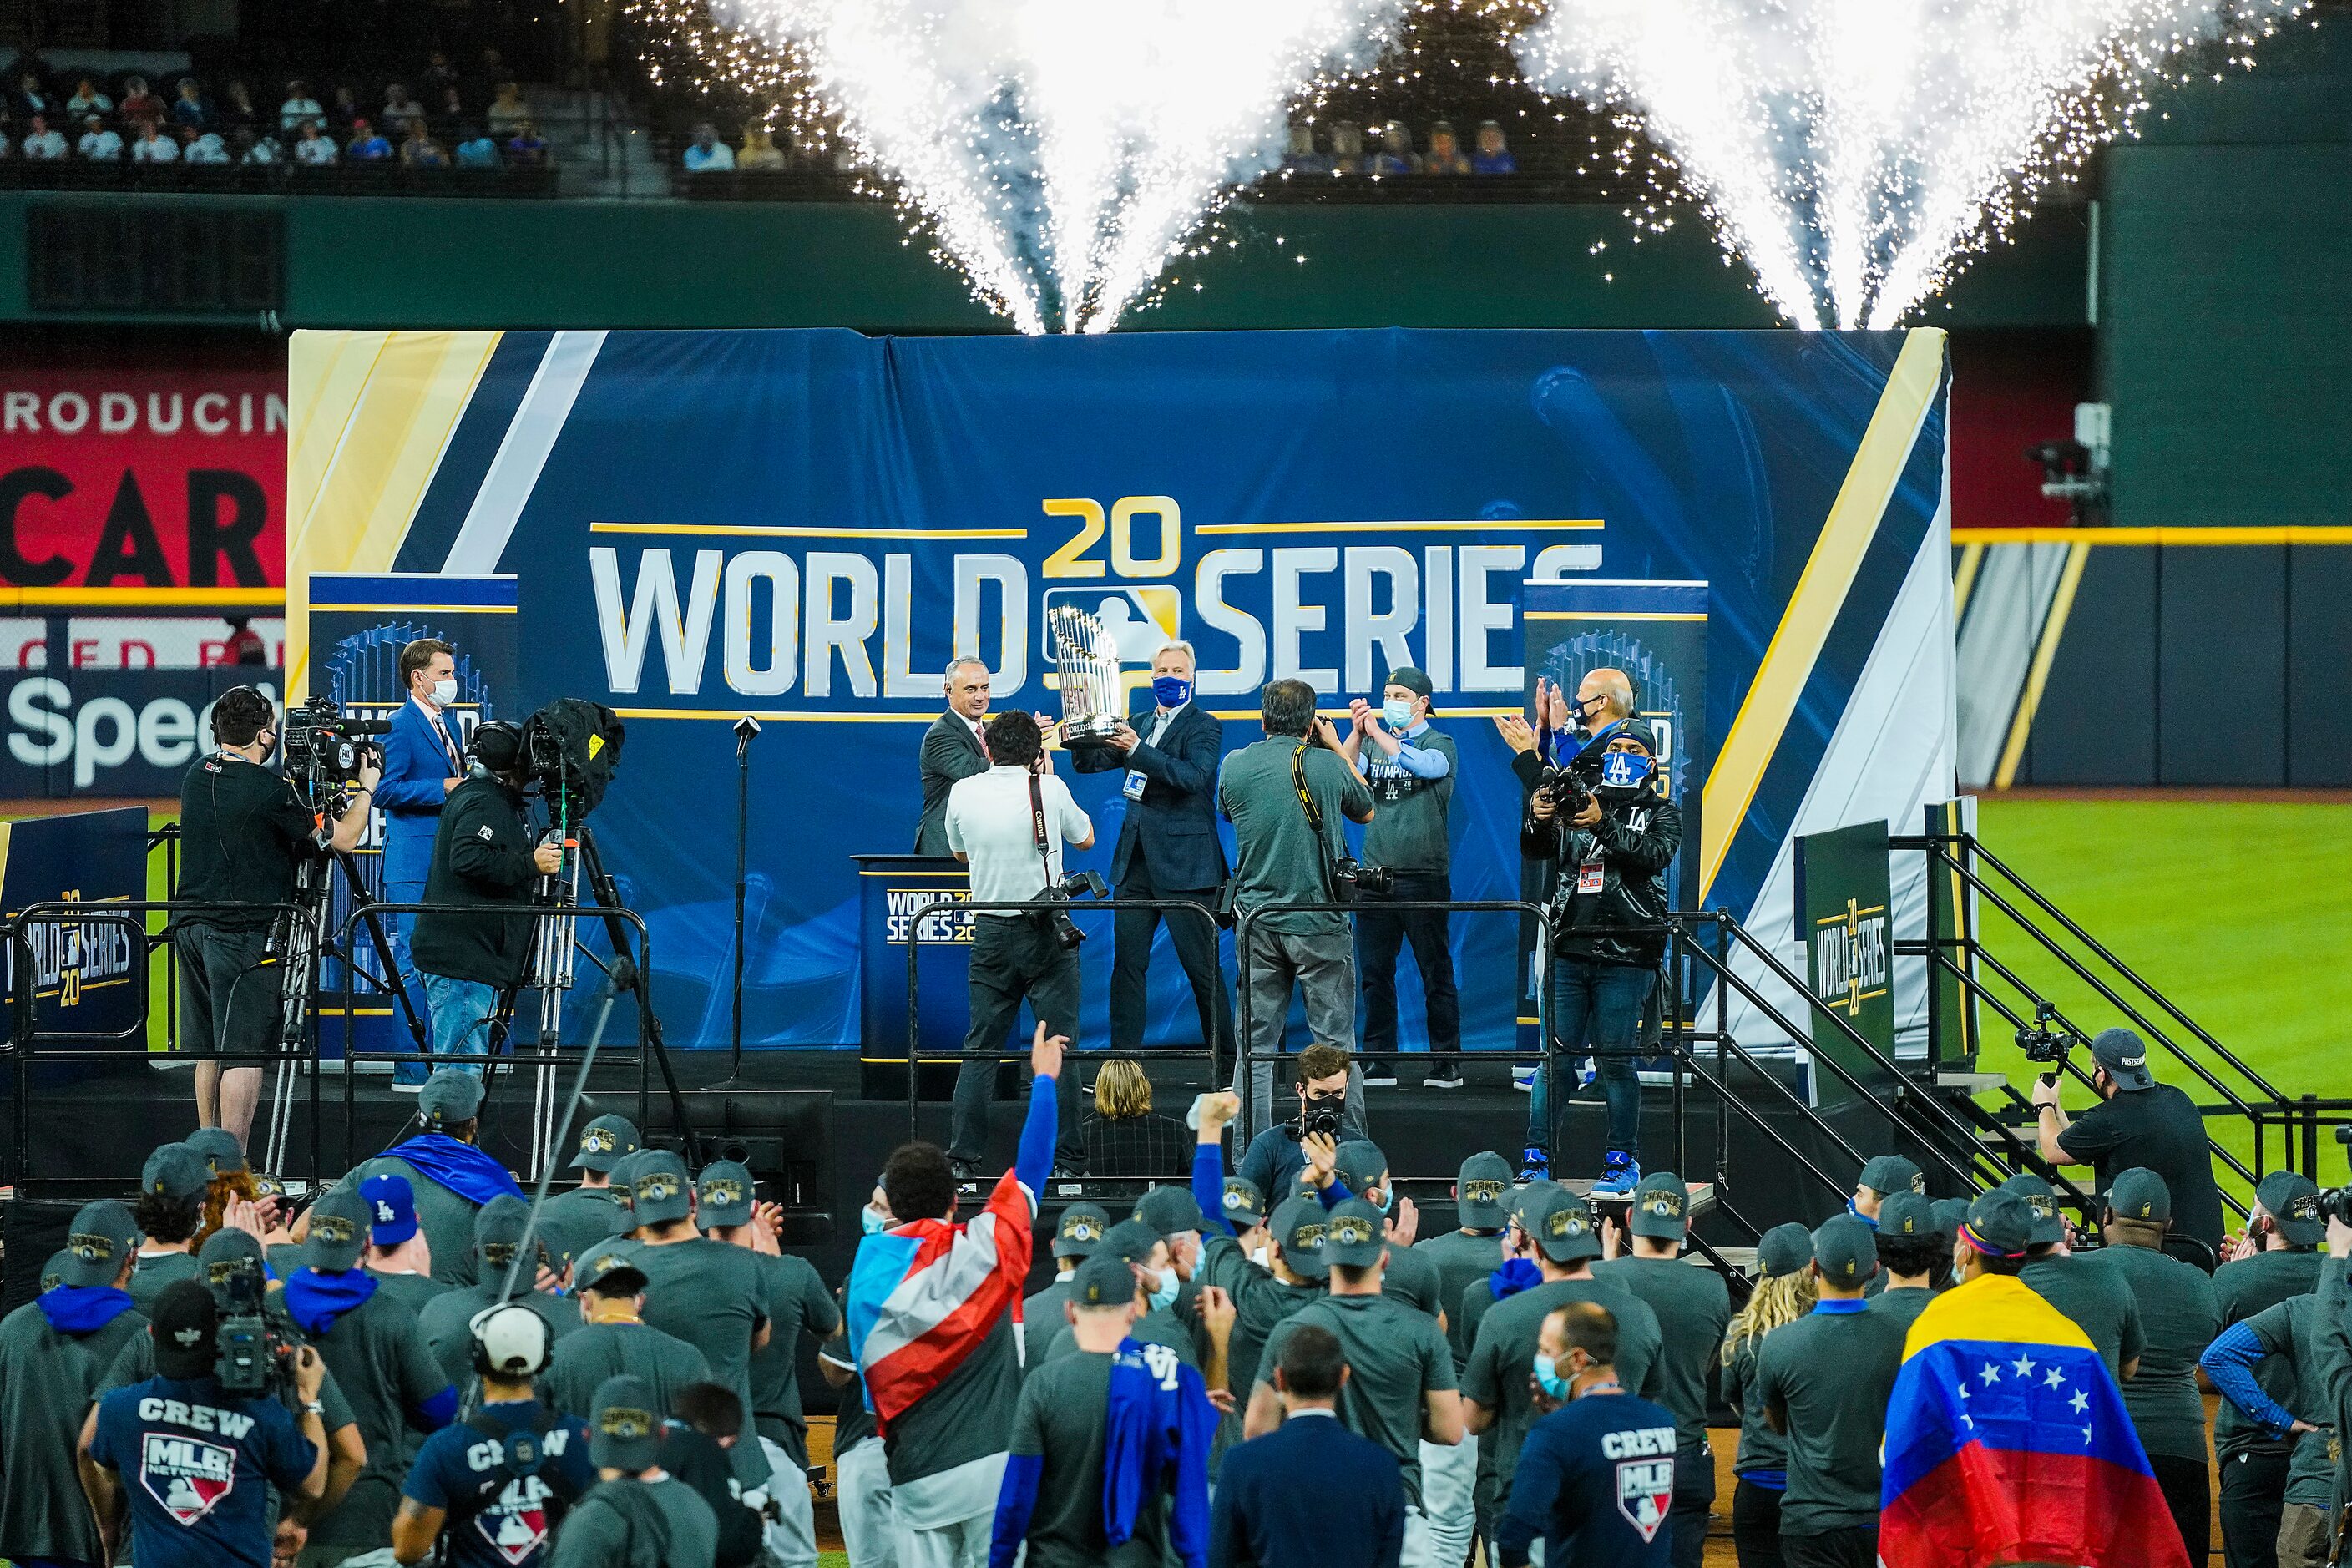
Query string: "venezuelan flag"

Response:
xmin=1879 ymin=1274 xmax=2188 ymax=1568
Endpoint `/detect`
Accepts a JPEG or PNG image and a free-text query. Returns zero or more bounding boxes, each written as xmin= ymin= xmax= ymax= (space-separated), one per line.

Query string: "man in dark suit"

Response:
xmin=1073 ymin=640 xmax=1234 ymax=1073
xmin=914 ymin=656 xmax=993 ymax=855
xmin=1212 ymin=1321 xmax=1405 ymax=1568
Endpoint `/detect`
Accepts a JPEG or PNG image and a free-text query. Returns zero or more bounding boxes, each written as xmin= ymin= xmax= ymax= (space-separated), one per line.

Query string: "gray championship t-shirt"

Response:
xmin=1009 ymin=1349 xmax=1171 ymax=1568
xmin=415 ymin=1282 xmax=580 ymax=1393
xmin=1596 ymin=1253 xmax=1732 ymax=1463
xmin=1217 ymin=736 xmax=1374 ymax=937
xmin=1460 ymin=1277 xmax=1663 ymax=1511
xmin=1257 ymin=1292 xmax=1456 ymax=1507
xmin=1201 ymin=1235 xmax=1323 ymax=1403
xmin=1414 ymin=1229 xmax=1505 ymax=1371
xmin=1382 ymin=1242 xmax=1447 ymax=1322
xmin=367 ymin=1267 xmax=453 ymax=1321
xmin=128 ymin=1250 xmax=204 ymax=1309
xmin=2244 ymin=1294 xmax=2339 ymax=1506
xmin=2097 ymin=1242 xmax=2221 ymax=1461
xmin=1024 ymin=1277 xmax=1072 ymax=1375
xmin=337 ymin=1155 xmax=488 ymax=1287
xmin=1719 ymin=1332 xmax=1786 ymax=1478
xmin=534 ymin=1183 xmax=625 ymax=1271
xmin=2213 ymin=1249 xmax=2324 ymax=1460
xmin=1864 ymin=1285 xmax=1936 ymax=1340
xmin=547 ymin=1472 xmax=719 ymax=1568
xmin=624 ymin=1237 xmax=774 ymax=1485
xmin=1752 ymin=1305 xmax=1909 ymax=1534
xmin=543 ymin=1319 xmax=714 ymax=1424
xmin=306 ymin=1287 xmax=453 ymax=1549
xmin=1360 ymin=725 xmax=1459 ymax=874
xmin=2021 ymin=1252 xmax=2146 ymax=1380
xmin=748 ymin=1251 xmax=840 ymax=1464
xmin=0 ymin=1298 xmax=151 ymax=1565
xmin=885 ymin=1313 xmax=1024 ymax=1487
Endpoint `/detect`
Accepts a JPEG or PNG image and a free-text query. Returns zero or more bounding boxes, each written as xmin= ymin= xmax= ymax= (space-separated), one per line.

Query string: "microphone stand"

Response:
xmin=709 ymin=715 xmax=761 ymax=1090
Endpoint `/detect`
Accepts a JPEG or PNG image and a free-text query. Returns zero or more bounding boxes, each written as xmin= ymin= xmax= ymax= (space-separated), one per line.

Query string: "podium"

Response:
xmin=854 ymin=854 xmax=1017 ymax=1103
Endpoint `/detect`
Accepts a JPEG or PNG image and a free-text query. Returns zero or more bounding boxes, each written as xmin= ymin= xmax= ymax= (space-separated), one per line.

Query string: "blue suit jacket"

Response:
xmin=377 ymin=699 xmax=462 ymax=833
xmin=1072 ymin=701 xmax=1228 ymax=893
xmin=1210 ymin=1413 xmax=1404 ymax=1568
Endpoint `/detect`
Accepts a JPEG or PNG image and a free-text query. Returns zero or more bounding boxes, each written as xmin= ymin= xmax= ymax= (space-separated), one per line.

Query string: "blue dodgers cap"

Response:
xmin=359 ymin=1172 xmax=419 ymax=1246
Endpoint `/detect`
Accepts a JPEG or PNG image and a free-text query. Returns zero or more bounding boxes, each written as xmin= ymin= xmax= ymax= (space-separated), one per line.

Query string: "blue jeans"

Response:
xmin=382 ymin=820 xmax=435 ymax=1083
xmin=1526 ymin=959 xmax=1649 ymax=1157
xmin=422 ymin=973 xmax=498 ymax=1079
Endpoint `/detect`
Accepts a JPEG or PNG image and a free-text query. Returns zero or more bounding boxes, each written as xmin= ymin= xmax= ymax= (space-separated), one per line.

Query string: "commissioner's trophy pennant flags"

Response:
xmin=1879 ymin=1272 xmax=2188 ymax=1568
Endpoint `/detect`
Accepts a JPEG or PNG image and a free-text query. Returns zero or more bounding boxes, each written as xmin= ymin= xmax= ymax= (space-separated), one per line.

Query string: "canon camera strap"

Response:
xmin=1290 ymin=741 xmax=1343 ymax=901
xmin=1029 ymin=768 xmax=1055 ymax=891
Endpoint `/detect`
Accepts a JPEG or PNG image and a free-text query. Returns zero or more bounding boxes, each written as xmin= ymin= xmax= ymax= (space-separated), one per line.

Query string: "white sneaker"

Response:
xmin=1422 ymin=1067 xmax=1464 ymax=1090
xmin=1360 ymin=1067 xmax=1399 ymax=1088
xmin=390 ymin=1080 xmax=425 ymax=1095
xmin=1511 ymin=1066 xmax=1535 ymax=1093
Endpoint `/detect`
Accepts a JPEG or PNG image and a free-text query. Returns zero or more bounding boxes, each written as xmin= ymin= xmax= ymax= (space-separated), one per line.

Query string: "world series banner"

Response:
xmin=287 ymin=327 xmax=1954 ymax=1054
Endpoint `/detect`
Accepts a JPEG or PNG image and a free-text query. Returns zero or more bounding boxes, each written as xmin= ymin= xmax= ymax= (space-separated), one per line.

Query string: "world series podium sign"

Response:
xmin=1795 ymin=817 xmax=1897 ymax=1104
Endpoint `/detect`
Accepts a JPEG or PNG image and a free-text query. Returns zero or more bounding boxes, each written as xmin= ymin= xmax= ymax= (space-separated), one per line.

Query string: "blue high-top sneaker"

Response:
xmin=1518 ymin=1146 xmax=1550 ymax=1182
xmin=1594 ymin=1150 xmax=1641 ymax=1196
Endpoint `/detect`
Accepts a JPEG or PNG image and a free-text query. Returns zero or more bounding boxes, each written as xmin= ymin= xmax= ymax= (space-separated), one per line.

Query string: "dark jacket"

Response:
xmin=1211 ymin=1411 xmax=1404 ymax=1568
xmin=913 ymin=711 xmax=989 ymax=856
xmin=1072 ymin=701 xmax=1228 ymax=892
xmin=412 ymin=775 xmax=540 ymax=986
xmin=1524 ymin=790 xmax=1682 ymax=968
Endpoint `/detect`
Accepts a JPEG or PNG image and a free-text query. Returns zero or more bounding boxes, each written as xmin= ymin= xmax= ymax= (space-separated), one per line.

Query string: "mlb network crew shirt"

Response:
xmin=89 ymin=1375 xmax=319 ymax=1568
xmin=1494 ymin=1389 xmax=1679 ymax=1567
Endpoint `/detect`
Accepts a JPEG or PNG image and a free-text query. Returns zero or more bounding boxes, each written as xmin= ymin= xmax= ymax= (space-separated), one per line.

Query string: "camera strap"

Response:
xmin=1291 ymin=741 xmax=1343 ymax=900
xmin=1029 ymin=768 xmax=1055 ymax=886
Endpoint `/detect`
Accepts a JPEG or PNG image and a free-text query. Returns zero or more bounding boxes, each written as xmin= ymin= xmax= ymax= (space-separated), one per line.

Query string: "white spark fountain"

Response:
xmin=1511 ymin=0 xmax=2310 ymax=329
xmin=712 ymin=0 xmax=1409 ymax=332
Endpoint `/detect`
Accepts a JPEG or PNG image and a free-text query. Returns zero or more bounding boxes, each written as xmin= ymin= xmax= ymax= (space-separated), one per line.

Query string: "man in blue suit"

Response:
xmin=1212 ymin=1321 xmax=1405 ymax=1568
xmin=1074 ymin=640 xmax=1234 ymax=1073
xmin=376 ymin=637 xmax=467 ymax=1087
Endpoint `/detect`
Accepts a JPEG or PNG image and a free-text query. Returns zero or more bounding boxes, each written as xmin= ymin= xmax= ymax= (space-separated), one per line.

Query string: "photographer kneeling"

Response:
xmin=412 ymin=721 xmax=562 ymax=1080
xmin=2033 ymin=1025 xmax=2226 ymax=1252
xmin=1520 ymin=718 xmax=1680 ymax=1194
xmin=944 ymin=708 xmax=1095 ymax=1182
xmin=178 ymin=686 xmax=378 ymax=1150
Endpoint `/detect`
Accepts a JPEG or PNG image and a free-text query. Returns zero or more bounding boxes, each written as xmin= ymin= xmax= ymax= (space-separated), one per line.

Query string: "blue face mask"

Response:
xmin=861 ymin=1206 xmax=890 ymax=1235
xmin=1370 ymin=1186 xmax=1393 ymax=1216
xmin=1151 ymin=675 xmax=1192 ymax=709
xmin=1598 ymin=749 xmax=1656 ymax=791
xmin=1382 ymin=699 xmax=1415 ymax=730
xmin=1146 ymin=1265 xmax=1180 ymax=1313
xmin=1533 ymin=1353 xmax=1572 ymax=1400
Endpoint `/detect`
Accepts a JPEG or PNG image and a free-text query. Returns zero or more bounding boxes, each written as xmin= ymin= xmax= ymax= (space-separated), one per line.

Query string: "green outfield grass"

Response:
xmin=1967 ymin=797 xmax=2352 ymax=1189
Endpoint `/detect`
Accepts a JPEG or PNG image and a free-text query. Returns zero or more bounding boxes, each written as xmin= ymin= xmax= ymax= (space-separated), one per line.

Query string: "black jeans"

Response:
xmin=1106 ymin=859 xmax=1232 ymax=1075
xmin=2218 ymin=1448 xmax=2289 ymax=1568
xmin=948 ymin=914 xmax=1081 ymax=1166
xmin=1354 ymin=870 xmax=1461 ymax=1070
xmin=1668 ymin=1460 xmax=1716 ymax=1568
xmin=1780 ymin=1526 xmax=1878 ymax=1568
xmin=1730 ymin=1479 xmax=1785 ymax=1568
xmin=2151 ymin=1450 xmax=2213 ymax=1565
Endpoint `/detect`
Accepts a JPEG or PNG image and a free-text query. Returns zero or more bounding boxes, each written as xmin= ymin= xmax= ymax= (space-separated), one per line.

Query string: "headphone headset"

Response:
xmin=467 ymin=720 xmax=524 ymax=776
xmin=209 ymin=685 xmax=276 ymax=748
xmin=468 ymin=1300 xmax=554 ymax=1379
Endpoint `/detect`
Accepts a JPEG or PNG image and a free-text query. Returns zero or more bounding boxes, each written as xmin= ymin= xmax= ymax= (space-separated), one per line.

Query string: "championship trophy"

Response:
xmin=1049 ymin=604 xmax=1125 ymax=750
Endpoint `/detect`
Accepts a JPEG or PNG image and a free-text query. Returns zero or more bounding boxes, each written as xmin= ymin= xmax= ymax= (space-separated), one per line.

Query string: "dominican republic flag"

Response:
xmin=845 ymin=1166 xmax=1035 ymax=1432
xmin=1880 ymin=1273 xmax=2188 ymax=1568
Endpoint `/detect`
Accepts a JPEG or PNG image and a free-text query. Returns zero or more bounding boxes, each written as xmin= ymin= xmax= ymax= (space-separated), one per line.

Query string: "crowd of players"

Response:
xmin=8 ymin=1039 xmax=2351 ymax=1568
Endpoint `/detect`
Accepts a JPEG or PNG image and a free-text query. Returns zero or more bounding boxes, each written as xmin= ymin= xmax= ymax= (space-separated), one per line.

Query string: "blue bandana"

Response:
xmin=282 ymin=1267 xmax=379 ymax=1335
xmin=1488 ymin=1257 xmax=1544 ymax=1300
xmin=385 ymin=1134 xmax=525 ymax=1207
xmin=37 ymin=1285 xmax=136 ymax=1335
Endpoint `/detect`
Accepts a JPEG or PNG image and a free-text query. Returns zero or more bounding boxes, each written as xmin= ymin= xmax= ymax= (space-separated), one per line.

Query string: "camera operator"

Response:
xmin=1071 ymin=640 xmax=1235 ymax=1074
xmin=80 ymin=1280 xmax=330 ymax=1568
xmin=1219 ymin=679 xmax=1375 ymax=1142
xmin=1340 ymin=667 xmax=1462 ymax=1091
xmin=178 ymin=685 xmax=379 ymax=1150
xmin=412 ymin=721 xmax=564 ymax=1076
xmin=943 ymin=707 xmax=1095 ymax=1181
xmin=2031 ymin=1025 xmax=2225 ymax=1252
xmin=377 ymin=639 xmax=468 ymax=1087
xmin=1521 ymin=717 xmax=1679 ymax=1193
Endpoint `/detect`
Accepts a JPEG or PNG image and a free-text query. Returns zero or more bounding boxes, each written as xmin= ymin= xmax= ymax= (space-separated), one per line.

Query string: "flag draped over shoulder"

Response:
xmin=844 ymin=1166 xmax=1034 ymax=1432
xmin=1880 ymin=1274 xmax=2188 ymax=1568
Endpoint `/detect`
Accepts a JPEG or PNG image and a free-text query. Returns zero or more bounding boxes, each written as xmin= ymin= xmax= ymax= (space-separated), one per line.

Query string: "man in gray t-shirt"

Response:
xmin=1219 ymin=680 xmax=1375 ymax=1140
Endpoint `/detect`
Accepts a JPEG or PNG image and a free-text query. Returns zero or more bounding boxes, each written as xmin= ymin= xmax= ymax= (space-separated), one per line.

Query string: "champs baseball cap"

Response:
xmin=1628 ymin=1172 xmax=1688 ymax=1242
xmin=2258 ymin=1171 xmax=2326 ymax=1247
xmin=590 ymin=1374 xmax=662 ymax=1471
xmin=1454 ymin=1152 xmax=1513 ymax=1230
xmin=696 ymin=1161 xmax=756 ymax=1229
xmin=1135 ymin=1185 xmax=1210 ymax=1238
xmin=1859 ymin=1155 xmax=1925 ymax=1197
xmin=1221 ymin=1178 xmax=1267 ymax=1231
xmin=1930 ymin=1197 xmax=1971 ymax=1240
xmin=1335 ymin=1141 xmax=1388 ymax=1197
xmin=473 ymin=1193 xmax=533 ymax=1272
xmin=1961 ymin=1190 xmax=2035 ymax=1258
xmin=360 ymin=1172 xmax=419 ymax=1246
xmin=143 ymin=1142 xmax=211 ymax=1201
xmin=150 ymin=1281 xmax=220 ymax=1379
xmin=1321 ymin=1200 xmax=1388 ymax=1268
xmin=418 ymin=1068 xmax=486 ymax=1129
xmin=570 ymin=1114 xmax=641 ymax=1172
xmin=1524 ymin=1187 xmax=1601 ymax=1264
xmin=197 ymin=1227 xmax=266 ymax=1300
xmin=2091 ymin=1027 xmax=2156 ymax=1091
xmin=1756 ymin=1222 xmax=1813 ymax=1278
xmin=1052 ymin=1202 xmax=1110 ymax=1259
xmin=185 ymin=1127 xmax=245 ymax=1176
xmin=629 ymin=1151 xmax=694 ymax=1227
xmin=1069 ymin=1251 xmax=1141 ymax=1310
xmin=61 ymin=1198 xmax=139 ymax=1287
xmin=40 ymin=1250 xmax=70 ymax=1292
xmin=1095 ymin=1219 xmax=1162 ymax=1267
xmin=306 ymin=1189 xmax=370 ymax=1272
xmin=1998 ymin=1172 xmax=2066 ymax=1246
xmin=1511 ymin=1179 xmax=1563 ymax=1227
xmin=1272 ymin=1195 xmax=1330 ymax=1281
xmin=1388 ymin=666 xmax=1435 ymax=713
xmin=1875 ymin=1191 xmax=1937 ymax=1239
xmin=2107 ymin=1167 xmax=2172 ymax=1226
xmin=1812 ymin=1216 xmax=1878 ymax=1287
xmin=575 ymin=1242 xmax=648 ymax=1297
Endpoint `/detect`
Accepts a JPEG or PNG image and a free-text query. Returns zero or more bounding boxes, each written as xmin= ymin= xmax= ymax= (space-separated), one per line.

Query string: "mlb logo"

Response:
xmin=1616 ymin=1457 xmax=1672 ymax=1542
xmin=478 ymin=1487 xmax=551 ymax=1566
xmin=141 ymin=1432 xmax=236 ymax=1525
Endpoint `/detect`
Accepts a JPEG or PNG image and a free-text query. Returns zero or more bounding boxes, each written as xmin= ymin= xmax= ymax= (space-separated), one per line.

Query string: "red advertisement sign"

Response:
xmin=0 ymin=367 xmax=286 ymax=591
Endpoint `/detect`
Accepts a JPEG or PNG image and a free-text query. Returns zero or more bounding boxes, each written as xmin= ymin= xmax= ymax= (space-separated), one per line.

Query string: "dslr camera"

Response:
xmin=2015 ymin=1001 xmax=2078 ymax=1083
xmin=278 ymin=696 xmax=390 ymax=794
xmin=1328 ymin=852 xmax=1395 ymax=902
xmin=2321 ymin=1127 xmax=2352 ymax=1226
xmin=1531 ymin=765 xmax=1594 ymax=820
xmin=208 ymin=1252 xmax=298 ymax=1398
xmin=1038 ymin=868 xmax=1107 ymax=951
xmin=1284 ymin=1099 xmax=1345 ymax=1144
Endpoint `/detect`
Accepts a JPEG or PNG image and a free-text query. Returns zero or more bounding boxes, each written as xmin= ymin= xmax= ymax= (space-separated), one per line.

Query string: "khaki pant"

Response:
xmin=2278 ymin=1502 xmax=2334 ymax=1568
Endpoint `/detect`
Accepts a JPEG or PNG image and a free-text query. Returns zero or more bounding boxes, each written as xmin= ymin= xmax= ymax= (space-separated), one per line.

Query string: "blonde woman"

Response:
xmin=1720 ymin=1222 xmax=1820 ymax=1568
xmin=1082 ymin=1057 xmax=1190 ymax=1177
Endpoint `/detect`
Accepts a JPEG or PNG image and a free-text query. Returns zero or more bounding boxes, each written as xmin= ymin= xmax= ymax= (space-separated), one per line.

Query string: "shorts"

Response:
xmin=175 ymin=923 xmax=282 ymax=1060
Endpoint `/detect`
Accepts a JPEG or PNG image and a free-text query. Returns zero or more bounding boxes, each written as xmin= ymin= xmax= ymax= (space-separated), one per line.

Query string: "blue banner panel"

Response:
xmin=0 ymin=804 xmax=148 ymax=1048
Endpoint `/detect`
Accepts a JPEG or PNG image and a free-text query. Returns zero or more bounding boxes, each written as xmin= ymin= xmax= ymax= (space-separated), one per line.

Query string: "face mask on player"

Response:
xmin=1146 ymin=1265 xmax=1180 ymax=1313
